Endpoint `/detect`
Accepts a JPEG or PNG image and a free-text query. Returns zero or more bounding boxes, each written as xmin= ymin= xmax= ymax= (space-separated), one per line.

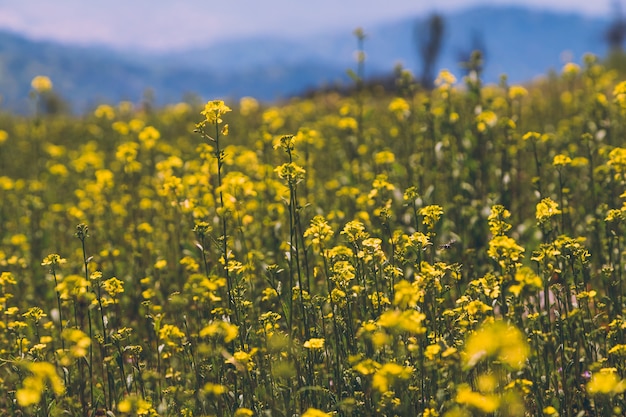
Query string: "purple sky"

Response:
xmin=0 ymin=0 xmax=615 ymax=51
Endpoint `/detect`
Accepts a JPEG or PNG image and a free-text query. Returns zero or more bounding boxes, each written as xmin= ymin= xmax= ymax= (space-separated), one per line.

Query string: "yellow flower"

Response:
xmin=202 ymin=382 xmax=227 ymax=396
xmin=508 ymin=85 xmax=528 ymax=100
xmin=475 ymin=110 xmax=498 ymax=132
xmin=509 ymin=266 xmax=543 ymax=297
xmin=587 ymin=369 xmax=626 ymax=395
xmin=562 ymin=62 xmax=580 ymax=77
xmin=154 ymin=259 xmax=168 ymax=270
xmin=102 ymin=277 xmax=124 ymax=298
xmin=613 ymin=81 xmax=626 ymax=108
xmin=488 ymin=205 xmax=512 ymax=236
xmin=23 ymin=307 xmax=47 ymax=322
xmin=62 ymin=328 xmax=91 ymax=358
xmin=94 ymin=104 xmax=115 ymax=120
xmin=435 ymin=69 xmax=456 ymax=86
xmin=372 ymin=362 xmax=413 ymax=392
xmin=536 ymin=198 xmax=561 ymax=223
xmin=455 ymin=384 xmax=499 ymax=413
xmin=275 ymin=162 xmax=306 ymax=185
xmin=303 ymin=338 xmax=325 ymax=350
xmin=374 ymin=150 xmax=396 ymax=165
xmin=234 ymin=408 xmax=254 ymax=417
xmin=553 ymin=154 xmax=572 ymax=167
xmin=353 ymin=358 xmax=380 ymax=375
xmin=543 ymin=406 xmax=558 ymax=415
xmin=424 ymin=343 xmax=442 ymax=360
xmin=16 ymin=361 xmax=64 ymax=407
xmin=463 ymin=321 xmax=529 ymax=370
xmin=377 ymin=309 xmax=426 ymax=334
xmin=304 ymin=216 xmax=334 ymax=248
xmin=419 ymin=205 xmax=444 ymax=229
xmin=200 ymin=320 xmax=239 ymax=343
xmin=608 ymin=147 xmax=626 ymax=173
xmin=201 ymin=99 xmax=232 ymax=125
xmin=31 ymin=75 xmax=53 ymax=93
xmin=302 ymin=408 xmax=332 ymax=417
xmin=393 ymin=280 xmax=422 ymax=309
xmin=41 ymin=254 xmax=67 ymax=267
xmin=423 ymin=407 xmax=439 ymax=417
xmin=487 ymin=235 xmax=525 ymax=266
xmin=388 ymin=97 xmax=410 ymax=120
xmin=239 ymin=96 xmax=259 ymax=116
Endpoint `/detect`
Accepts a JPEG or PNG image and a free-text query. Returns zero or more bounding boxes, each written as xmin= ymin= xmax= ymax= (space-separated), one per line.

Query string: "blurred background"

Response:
xmin=0 ymin=0 xmax=624 ymax=112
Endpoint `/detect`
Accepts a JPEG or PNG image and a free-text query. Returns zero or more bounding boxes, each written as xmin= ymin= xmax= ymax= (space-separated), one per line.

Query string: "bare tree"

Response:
xmin=458 ymin=30 xmax=486 ymax=78
xmin=414 ymin=13 xmax=445 ymax=89
xmin=606 ymin=0 xmax=626 ymax=51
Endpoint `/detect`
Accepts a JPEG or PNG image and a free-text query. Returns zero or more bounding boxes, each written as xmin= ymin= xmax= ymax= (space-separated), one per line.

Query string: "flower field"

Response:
xmin=1 ymin=56 xmax=626 ymax=416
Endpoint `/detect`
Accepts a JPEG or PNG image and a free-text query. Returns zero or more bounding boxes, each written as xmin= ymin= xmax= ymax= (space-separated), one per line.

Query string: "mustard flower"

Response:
xmin=353 ymin=358 xmax=380 ymax=375
xmin=303 ymin=338 xmax=325 ymax=350
xmin=374 ymin=150 xmax=396 ymax=165
xmin=475 ymin=110 xmax=498 ymax=132
xmin=562 ymin=62 xmax=580 ymax=77
xmin=273 ymin=134 xmax=296 ymax=152
xmin=613 ymin=80 xmax=626 ymax=109
xmin=22 ymin=307 xmax=47 ymax=322
xmin=388 ymin=97 xmax=410 ymax=120
xmin=102 ymin=277 xmax=124 ymax=298
xmin=553 ymin=154 xmax=572 ymax=167
xmin=487 ymin=235 xmax=524 ymax=267
xmin=304 ymin=215 xmax=334 ymax=248
xmin=234 ymin=408 xmax=254 ymax=417
xmin=201 ymin=99 xmax=231 ymax=125
xmin=435 ymin=69 xmax=457 ymax=86
xmin=229 ymin=348 xmax=258 ymax=371
xmin=275 ymin=162 xmax=306 ymax=185
xmin=509 ymin=266 xmax=543 ymax=297
xmin=341 ymin=220 xmax=369 ymax=242
xmin=488 ymin=205 xmax=512 ymax=236
xmin=608 ymin=147 xmax=626 ymax=174
xmin=372 ymin=362 xmax=413 ymax=393
xmin=262 ymin=107 xmax=285 ymax=131
xmin=31 ymin=75 xmax=53 ymax=93
xmin=543 ymin=406 xmax=559 ymax=415
xmin=118 ymin=395 xmax=155 ymax=415
xmin=239 ymin=96 xmax=259 ymax=116
xmin=393 ymin=279 xmax=422 ymax=309
xmin=508 ymin=85 xmax=528 ymax=100
xmin=202 ymin=382 xmax=228 ymax=396
xmin=62 ymin=328 xmax=91 ymax=358
xmin=455 ymin=384 xmax=499 ymax=413
xmin=16 ymin=361 xmax=64 ymax=407
xmin=377 ymin=309 xmax=427 ymax=334
xmin=587 ymin=368 xmax=626 ymax=395
xmin=302 ymin=408 xmax=332 ymax=417
xmin=536 ymin=197 xmax=562 ymax=224
xmin=200 ymin=320 xmax=239 ymax=343
xmin=463 ymin=321 xmax=529 ymax=370
xmin=41 ymin=253 xmax=67 ymax=267
xmin=0 ymin=271 xmax=16 ymax=286
xmin=419 ymin=205 xmax=444 ymax=229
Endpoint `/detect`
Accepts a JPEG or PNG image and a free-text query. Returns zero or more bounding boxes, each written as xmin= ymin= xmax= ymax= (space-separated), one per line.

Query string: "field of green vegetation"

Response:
xmin=1 ymin=55 xmax=626 ymax=416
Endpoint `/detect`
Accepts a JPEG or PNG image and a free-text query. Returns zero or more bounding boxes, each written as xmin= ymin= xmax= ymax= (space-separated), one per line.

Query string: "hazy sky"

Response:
xmin=0 ymin=0 xmax=616 ymax=51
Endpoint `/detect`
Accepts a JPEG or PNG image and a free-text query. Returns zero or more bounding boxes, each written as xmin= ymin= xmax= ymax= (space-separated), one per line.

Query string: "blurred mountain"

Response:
xmin=0 ymin=5 xmax=611 ymax=113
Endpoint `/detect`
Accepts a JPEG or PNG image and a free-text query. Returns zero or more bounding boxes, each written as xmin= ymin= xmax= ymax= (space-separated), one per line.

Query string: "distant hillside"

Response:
xmin=0 ymin=6 xmax=612 ymax=113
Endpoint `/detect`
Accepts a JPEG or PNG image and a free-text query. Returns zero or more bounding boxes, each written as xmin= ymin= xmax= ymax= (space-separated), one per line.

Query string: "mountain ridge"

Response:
xmin=0 ymin=5 xmax=613 ymax=113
